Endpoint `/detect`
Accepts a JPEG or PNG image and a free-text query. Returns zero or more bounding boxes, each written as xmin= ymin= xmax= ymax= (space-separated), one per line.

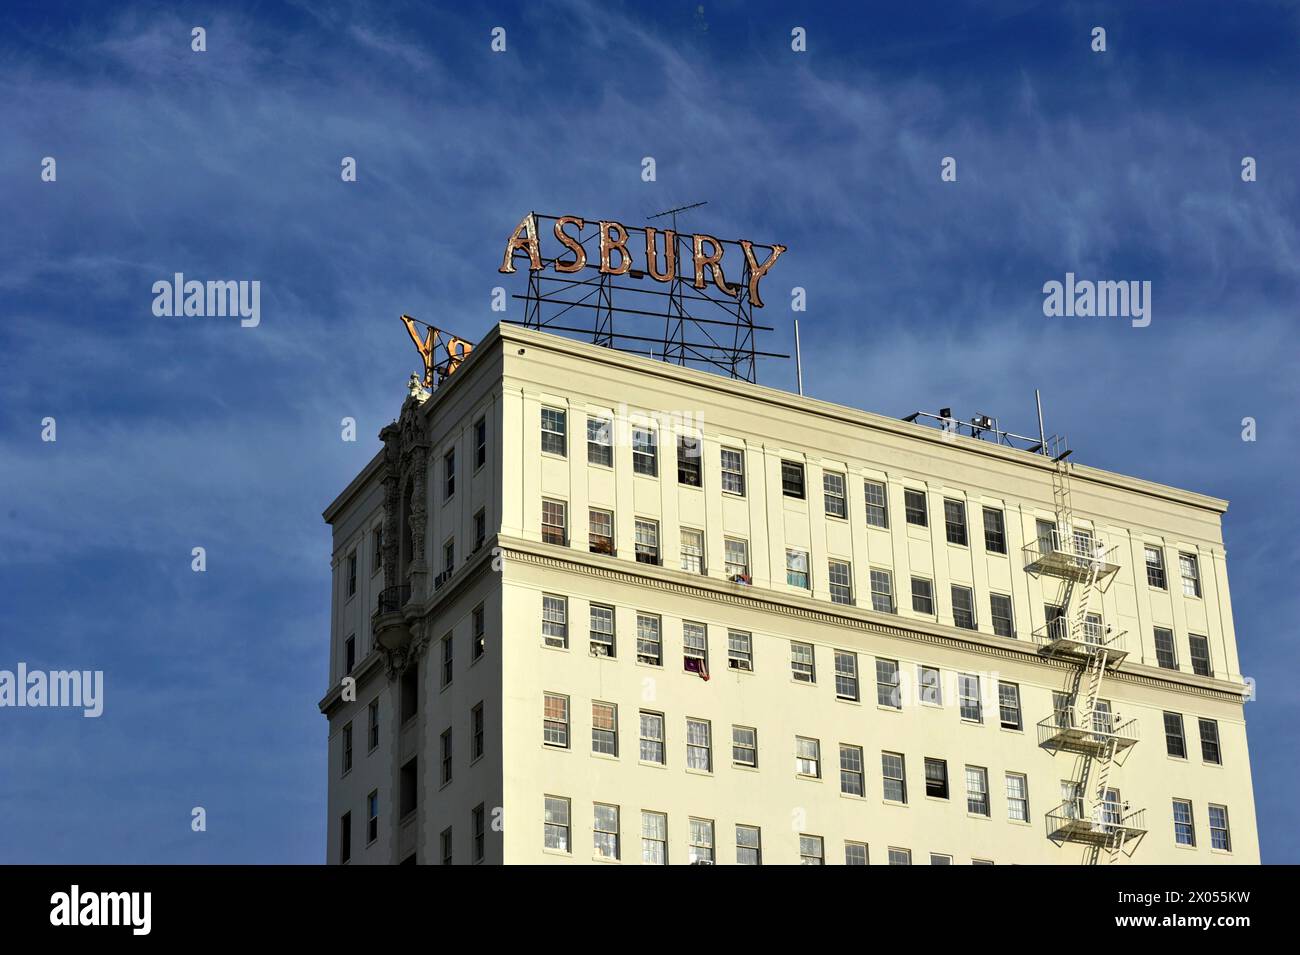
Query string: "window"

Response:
xmin=864 ymin=480 xmax=889 ymax=528
xmin=834 ymin=651 xmax=859 ymax=701
xmin=1164 ymin=712 xmax=1187 ymax=758
xmin=823 ymin=471 xmax=847 ymax=518
xmin=1154 ymin=627 xmax=1178 ymax=670
xmin=346 ymin=551 xmax=357 ymax=597
xmin=587 ymin=416 xmax=613 ymax=466
xmin=542 ymin=594 xmax=568 ymax=648
xmin=471 ymin=703 xmax=484 ymax=761
xmin=400 ymin=667 xmax=418 ymax=723
xmin=634 ymin=518 xmax=660 ymax=564
xmin=541 ymin=407 xmax=566 ymax=456
xmin=982 ymin=507 xmax=1006 ymax=554
xmin=340 ymin=812 xmax=351 ymax=864
xmin=344 ymin=635 xmax=356 ymax=675
xmin=1006 ymin=773 xmax=1029 ymax=822
xmin=845 ymin=843 xmax=869 ymax=866
xmin=887 ymin=848 xmax=912 ymax=866
xmin=720 ymin=448 xmax=745 ymax=495
xmin=367 ymin=699 xmax=379 ymax=752
xmin=924 ymin=758 xmax=949 ymax=799
xmin=840 ymin=744 xmax=865 ymax=796
xmin=592 ymin=702 xmax=618 ymax=756
xmin=642 ymin=811 xmax=668 ymax=864
xmin=632 ymin=427 xmax=657 ymax=476
xmin=876 ymin=658 xmax=901 ymax=708
xmin=998 ymin=682 xmax=1022 ymax=730
xmin=799 ymin=835 xmax=824 ymax=865
xmin=686 ymin=719 xmax=712 ymax=772
xmin=972 ymin=858 xmax=995 ymax=866
xmin=1189 ymin=634 xmax=1212 ymax=676
xmin=736 ymin=825 xmax=762 ymax=865
xmin=594 ymin=804 xmax=620 ymax=860
xmin=639 ymin=711 xmax=665 ymax=764
xmin=919 ymin=666 xmax=942 ymax=705
xmin=829 ymin=560 xmax=855 ymax=604
xmin=589 ymin=508 xmax=614 ymax=555
xmin=543 ymin=796 xmax=571 ymax=852
xmin=589 ymin=604 xmax=615 ymax=657
xmin=1199 ymin=719 xmax=1221 ymax=764
xmin=683 ymin=621 xmax=708 ymax=675
xmin=472 ymin=604 xmax=485 ymax=660
xmin=786 ymin=549 xmax=810 ymax=588
xmin=1036 ymin=519 xmax=1057 ymax=556
xmin=724 ymin=538 xmax=749 ymax=581
xmin=439 ymin=728 xmax=452 ymax=785
xmin=680 ymin=528 xmax=705 ymax=574
xmin=990 ymin=593 xmax=1015 ymax=638
xmin=1173 ymin=799 xmax=1196 ymax=846
xmin=440 ymin=826 xmax=453 ymax=865
xmin=781 ymin=461 xmax=806 ymax=498
xmin=958 ymin=673 xmax=982 ymax=722
xmin=442 ymin=538 xmax=455 ymax=574
xmin=905 ymin=580 xmax=934 ymax=618
xmin=951 ymin=585 xmax=976 ymax=630
xmin=688 ymin=819 xmax=714 ymax=864
xmin=541 ymin=498 xmax=567 ymax=545
xmin=676 ymin=433 xmax=702 ymax=486
xmin=727 ymin=630 xmax=753 ymax=671
xmin=904 ymin=488 xmax=928 ymax=526
xmin=795 ymin=736 xmax=821 ymax=778
xmin=930 ymin=854 xmax=953 ymax=865
xmin=474 ymin=416 xmax=487 ymax=469
xmin=863 ymin=568 xmax=893 ymax=612
xmin=791 ymin=641 xmax=816 ymax=683
xmin=1209 ymin=805 xmax=1231 ymax=851
xmin=965 ymin=766 xmax=989 ymax=816
xmin=342 ymin=722 xmax=353 ymax=775
xmin=473 ymin=509 xmax=486 ymax=551
xmin=882 ymin=752 xmax=907 ymax=803
xmin=1180 ymin=553 xmax=1202 ymax=597
xmin=636 ymin=613 xmax=662 ymax=666
xmin=732 ymin=725 xmax=758 ymax=767
xmin=1145 ymin=545 xmax=1167 ymax=589
xmin=543 ymin=693 xmax=569 ymax=748
xmin=443 ymin=448 xmax=455 ymax=499
xmin=944 ymin=499 xmax=968 ymax=545
xmin=472 ymin=804 xmax=485 ymax=862
xmin=440 ymin=634 xmax=453 ymax=687
xmin=371 ymin=526 xmax=383 ymax=572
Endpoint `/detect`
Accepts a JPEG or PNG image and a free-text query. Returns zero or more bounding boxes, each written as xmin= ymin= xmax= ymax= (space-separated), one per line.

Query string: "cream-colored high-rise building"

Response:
xmin=320 ymin=323 xmax=1258 ymax=865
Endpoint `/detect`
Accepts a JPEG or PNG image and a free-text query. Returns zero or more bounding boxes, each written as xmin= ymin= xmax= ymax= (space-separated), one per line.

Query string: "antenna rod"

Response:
xmin=1035 ymin=389 xmax=1047 ymax=456
xmin=794 ymin=319 xmax=804 ymax=396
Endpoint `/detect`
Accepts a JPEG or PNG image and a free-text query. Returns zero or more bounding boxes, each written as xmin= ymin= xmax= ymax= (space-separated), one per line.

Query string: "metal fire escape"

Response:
xmin=1027 ymin=442 xmax=1147 ymax=863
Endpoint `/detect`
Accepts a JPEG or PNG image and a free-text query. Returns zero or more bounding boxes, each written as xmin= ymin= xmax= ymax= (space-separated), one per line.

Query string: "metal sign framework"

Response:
xmin=504 ymin=208 xmax=788 ymax=383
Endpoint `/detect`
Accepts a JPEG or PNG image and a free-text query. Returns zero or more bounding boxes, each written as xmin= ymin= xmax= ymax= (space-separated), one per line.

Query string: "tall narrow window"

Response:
xmin=998 ymin=682 xmax=1022 ymax=730
xmin=542 ymin=594 xmax=568 ymax=648
xmin=686 ymin=719 xmax=712 ymax=772
xmin=869 ymin=568 xmax=893 ymax=612
xmin=781 ymin=461 xmax=806 ymax=498
xmin=724 ymin=538 xmax=750 ymax=582
xmin=951 ymin=585 xmax=976 ymax=630
xmin=1188 ymin=634 xmax=1212 ymax=677
xmin=472 ymin=804 xmax=485 ymax=862
xmin=342 ymin=722 xmax=353 ymax=775
xmin=864 ymin=480 xmax=889 ymax=528
xmin=474 ymin=416 xmax=487 ymax=469
xmin=543 ymin=693 xmax=569 ymax=748
xmin=543 ymin=796 xmax=571 ymax=852
xmin=541 ymin=498 xmax=567 ymax=545
xmin=911 ymin=577 xmax=934 ymax=614
xmin=736 ymin=825 xmax=762 ymax=865
xmin=876 ymin=658 xmax=900 ymax=708
xmin=1208 ymin=805 xmax=1231 ymax=851
xmin=444 ymin=448 xmax=455 ymax=499
xmin=965 ymin=766 xmax=989 ymax=816
xmin=639 ymin=711 xmax=665 ymax=764
xmin=823 ymin=471 xmax=847 ymax=518
xmin=829 ymin=560 xmax=854 ymax=604
xmin=471 ymin=703 xmax=484 ymax=761
xmin=677 ymin=433 xmax=702 ymax=486
xmin=440 ymin=827 xmax=453 ymax=865
xmin=634 ymin=518 xmax=660 ymax=564
xmin=344 ymin=635 xmax=356 ymax=675
xmin=732 ymin=725 xmax=758 ymax=767
xmin=834 ymin=651 xmax=859 ymax=701
xmin=944 ymin=499 xmax=968 ymax=545
xmin=919 ymin=666 xmax=942 ymax=705
xmin=1005 ymin=773 xmax=1029 ymax=822
xmin=439 ymin=728 xmax=452 ymax=785
xmin=882 ymin=752 xmax=907 ymax=803
xmin=1145 ymin=545 xmax=1167 ymax=589
xmin=1154 ymin=627 xmax=1178 ymax=670
xmin=720 ymin=448 xmax=745 ymax=495
xmin=632 ymin=427 xmax=657 ymax=476
xmin=683 ymin=621 xmax=708 ymax=676
xmin=924 ymin=758 xmax=949 ymax=798
xmin=589 ymin=604 xmax=615 ymax=657
xmin=727 ymin=630 xmax=753 ymax=671
xmin=840 ymin=744 xmax=865 ymax=796
xmin=591 ymin=702 xmax=618 ymax=756
xmin=541 ymin=408 xmax=567 ymax=456
xmin=990 ymin=593 xmax=1015 ymax=638
xmin=642 ymin=811 xmax=668 ymax=864
xmin=347 ymin=551 xmax=357 ymax=597
xmin=1173 ymin=799 xmax=1196 ymax=846
xmin=786 ymin=549 xmax=810 ymax=589
xmin=367 ymin=698 xmax=379 ymax=752
xmin=589 ymin=508 xmax=614 ymax=555
xmin=680 ymin=528 xmax=705 ymax=574
xmin=472 ymin=604 xmax=485 ymax=660
xmin=1179 ymin=553 xmax=1202 ymax=597
xmin=440 ymin=634 xmax=453 ymax=687
xmin=959 ymin=673 xmax=982 ymax=722
xmin=1199 ymin=718 xmax=1222 ymax=764
xmin=904 ymin=489 xmax=928 ymax=526
xmin=593 ymin=804 xmax=620 ymax=860
xmin=473 ymin=509 xmax=486 ymax=551
xmin=636 ymin=613 xmax=662 ymax=666
xmin=1164 ymin=712 xmax=1187 ymax=758
xmin=982 ymin=507 xmax=1006 ymax=554
xmin=791 ymin=641 xmax=816 ymax=683
xmin=688 ymin=819 xmax=714 ymax=864
xmin=587 ymin=416 xmax=613 ymax=466
xmin=795 ymin=736 xmax=821 ymax=778
xmin=340 ymin=812 xmax=352 ymax=864
xmin=371 ymin=526 xmax=383 ymax=572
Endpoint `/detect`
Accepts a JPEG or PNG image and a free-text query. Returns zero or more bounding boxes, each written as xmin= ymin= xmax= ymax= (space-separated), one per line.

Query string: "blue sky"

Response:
xmin=1 ymin=0 xmax=1296 ymax=863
